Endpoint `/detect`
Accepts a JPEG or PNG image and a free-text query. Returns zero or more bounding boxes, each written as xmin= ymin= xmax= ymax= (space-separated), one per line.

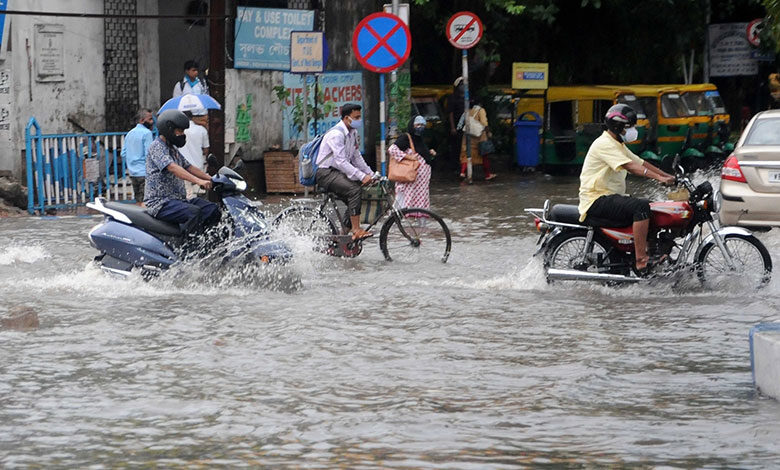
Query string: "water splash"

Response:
xmin=0 ymin=244 xmax=50 ymax=265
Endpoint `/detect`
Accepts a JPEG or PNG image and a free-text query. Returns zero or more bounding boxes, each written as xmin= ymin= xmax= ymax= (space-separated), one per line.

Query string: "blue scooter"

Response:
xmin=87 ymin=158 xmax=292 ymax=279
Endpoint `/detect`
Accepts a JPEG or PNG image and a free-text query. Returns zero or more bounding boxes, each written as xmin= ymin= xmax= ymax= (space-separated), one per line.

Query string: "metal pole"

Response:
xmin=703 ymin=0 xmax=710 ymax=83
xmin=208 ymin=0 xmax=226 ymax=171
xmin=388 ymin=0 xmax=400 ymax=140
xmin=380 ymin=73 xmax=387 ymax=176
xmin=302 ymin=74 xmax=309 ymax=142
xmin=463 ymin=49 xmax=472 ymax=183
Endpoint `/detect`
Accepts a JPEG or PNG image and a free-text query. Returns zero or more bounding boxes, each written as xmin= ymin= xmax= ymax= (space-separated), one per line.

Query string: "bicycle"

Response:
xmin=272 ymin=176 xmax=451 ymax=263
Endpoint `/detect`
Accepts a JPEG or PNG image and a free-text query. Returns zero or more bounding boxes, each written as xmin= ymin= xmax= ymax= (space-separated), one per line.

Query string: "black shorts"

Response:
xmin=130 ymin=176 xmax=145 ymax=202
xmin=586 ymin=194 xmax=650 ymax=227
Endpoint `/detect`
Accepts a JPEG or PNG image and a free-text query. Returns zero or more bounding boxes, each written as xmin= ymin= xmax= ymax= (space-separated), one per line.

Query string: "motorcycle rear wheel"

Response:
xmin=697 ymin=234 xmax=772 ymax=288
xmin=544 ymin=230 xmax=616 ymax=275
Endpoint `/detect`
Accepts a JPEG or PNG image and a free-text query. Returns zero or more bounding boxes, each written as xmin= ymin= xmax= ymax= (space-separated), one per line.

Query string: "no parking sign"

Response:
xmin=352 ymin=12 xmax=411 ymax=73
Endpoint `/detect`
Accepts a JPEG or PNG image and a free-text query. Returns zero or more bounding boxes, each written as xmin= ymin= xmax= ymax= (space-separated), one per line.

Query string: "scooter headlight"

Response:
xmin=230 ymin=177 xmax=247 ymax=191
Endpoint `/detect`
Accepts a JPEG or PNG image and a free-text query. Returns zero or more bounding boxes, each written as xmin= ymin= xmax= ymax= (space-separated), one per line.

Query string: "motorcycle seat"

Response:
xmin=550 ymin=204 xmax=630 ymax=228
xmin=104 ymin=202 xmax=182 ymax=236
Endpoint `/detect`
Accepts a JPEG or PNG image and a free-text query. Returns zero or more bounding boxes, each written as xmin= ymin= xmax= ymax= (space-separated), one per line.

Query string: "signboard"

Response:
xmin=709 ymin=23 xmax=758 ymax=77
xmin=383 ymin=3 xmax=409 ymax=25
xmin=35 ymin=24 xmax=65 ymax=82
xmin=290 ymin=31 xmax=325 ymax=73
xmin=352 ymin=12 xmax=411 ymax=73
xmin=747 ymin=18 xmax=763 ymax=47
xmin=0 ymin=0 xmax=8 ymax=62
xmin=281 ymin=72 xmax=365 ymax=151
xmin=512 ymin=62 xmax=549 ymax=89
xmin=234 ymin=7 xmax=314 ymax=70
xmin=446 ymin=11 xmax=483 ymax=49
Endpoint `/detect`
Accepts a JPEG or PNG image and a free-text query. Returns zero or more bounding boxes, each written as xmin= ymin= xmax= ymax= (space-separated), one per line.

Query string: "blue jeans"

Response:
xmin=156 ymin=197 xmax=220 ymax=234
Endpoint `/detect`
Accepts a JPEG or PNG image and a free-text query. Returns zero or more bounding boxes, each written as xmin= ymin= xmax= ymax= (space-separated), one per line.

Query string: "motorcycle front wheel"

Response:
xmin=697 ymin=234 xmax=772 ymax=288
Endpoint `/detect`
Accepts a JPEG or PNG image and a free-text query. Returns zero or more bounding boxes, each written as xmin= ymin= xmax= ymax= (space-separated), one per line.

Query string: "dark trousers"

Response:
xmin=586 ymin=194 xmax=651 ymax=227
xmin=316 ymin=168 xmax=362 ymax=227
xmin=156 ymin=197 xmax=221 ymax=234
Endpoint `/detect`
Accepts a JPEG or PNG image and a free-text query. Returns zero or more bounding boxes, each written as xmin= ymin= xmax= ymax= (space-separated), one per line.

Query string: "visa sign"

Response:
xmin=512 ymin=62 xmax=549 ymax=90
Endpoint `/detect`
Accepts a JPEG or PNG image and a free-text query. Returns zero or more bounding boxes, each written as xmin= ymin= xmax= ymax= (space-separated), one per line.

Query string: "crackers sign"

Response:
xmin=352 ymin=12 xmax=411 ymax=73
xmin=446 ymin=11 xmax=483 ymax=49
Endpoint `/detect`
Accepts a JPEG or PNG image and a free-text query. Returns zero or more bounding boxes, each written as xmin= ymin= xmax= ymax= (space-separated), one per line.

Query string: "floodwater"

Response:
xmin=2 ymin=171 xmax=780 ymax=468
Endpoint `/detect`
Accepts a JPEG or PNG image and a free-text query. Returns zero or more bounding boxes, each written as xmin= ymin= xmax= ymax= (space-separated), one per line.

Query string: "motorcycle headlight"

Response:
xmin=713 ymin=190 xmax=722 ymax=214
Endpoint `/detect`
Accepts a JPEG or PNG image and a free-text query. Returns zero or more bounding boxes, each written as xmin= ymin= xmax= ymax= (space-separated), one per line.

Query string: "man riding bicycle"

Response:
xmin=315 ymin=103 xmax=375 ymax=240
xmin=578 ymin=104 xmax=675 ymax=273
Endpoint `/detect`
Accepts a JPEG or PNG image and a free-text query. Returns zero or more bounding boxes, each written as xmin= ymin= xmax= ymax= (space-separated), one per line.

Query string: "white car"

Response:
xmin=719 ymin=109 xmax=780 ymax=227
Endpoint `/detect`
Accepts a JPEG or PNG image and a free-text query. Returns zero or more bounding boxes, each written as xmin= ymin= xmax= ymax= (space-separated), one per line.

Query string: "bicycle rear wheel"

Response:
xmin=379 ymin=208 xmax=451 ymax=263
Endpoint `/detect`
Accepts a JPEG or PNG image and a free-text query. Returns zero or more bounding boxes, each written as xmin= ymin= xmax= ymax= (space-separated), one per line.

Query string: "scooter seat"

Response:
xmin=104 ymin=202 xmax=182 ymax=236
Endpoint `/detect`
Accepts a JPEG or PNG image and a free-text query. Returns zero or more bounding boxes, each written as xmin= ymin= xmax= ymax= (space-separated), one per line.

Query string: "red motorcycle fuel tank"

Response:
xmin=650 ymin=201 xmax=693 ymax=229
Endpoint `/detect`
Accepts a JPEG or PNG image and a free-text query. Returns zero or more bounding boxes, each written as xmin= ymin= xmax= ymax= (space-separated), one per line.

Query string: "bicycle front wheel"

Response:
xmin=379 ymin=208 xmax=451 ymax=263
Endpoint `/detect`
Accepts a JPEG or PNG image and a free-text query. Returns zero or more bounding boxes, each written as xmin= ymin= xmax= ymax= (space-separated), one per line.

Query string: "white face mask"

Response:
xmin=623 ymin=126 xmax=638 ymax=143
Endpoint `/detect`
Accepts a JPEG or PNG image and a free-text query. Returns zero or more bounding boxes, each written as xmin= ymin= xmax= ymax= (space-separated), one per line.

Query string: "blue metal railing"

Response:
xmin=25 ymin=118 xmax=133 ymax=214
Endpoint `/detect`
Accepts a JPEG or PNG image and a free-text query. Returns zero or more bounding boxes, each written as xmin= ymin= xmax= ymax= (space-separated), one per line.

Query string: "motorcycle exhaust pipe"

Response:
xmin=547 ymin=268 xmax=643 ymax=283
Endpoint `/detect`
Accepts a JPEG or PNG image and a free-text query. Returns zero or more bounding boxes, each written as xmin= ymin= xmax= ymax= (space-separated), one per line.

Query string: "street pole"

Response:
xmin=380 ymin=73 xmax=387 ymax=176
xmin=389 ymin=0 xmax=400 ymax=140
xmin=208 ymin=0 xmax=226 ymax=171
xmin=463 ymin=49 xmax=472 ymax=183
xmin=703 ymin=0 xmax=710 ymax=83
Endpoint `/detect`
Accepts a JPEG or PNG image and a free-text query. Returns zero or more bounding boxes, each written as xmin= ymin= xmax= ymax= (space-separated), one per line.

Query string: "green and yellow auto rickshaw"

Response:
xmin=678 ymin=83 xmax=733 ymax=163
xmin=625 ymin=85 xmax=705 ymax=171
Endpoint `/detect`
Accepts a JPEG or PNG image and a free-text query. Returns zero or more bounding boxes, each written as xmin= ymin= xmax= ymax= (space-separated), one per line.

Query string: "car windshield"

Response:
xmin=660 ymin=93 xmax=691 ymax=118
xmin=705 ymin=90 xmax=727 ymax=114
xmin=616 ymin=94 xmax=646 ymax=119
xmin=681 ymin=91 xmax=712 ymax=116
xmin=744 ymin=117 xmax=780 ymax=145
xmin=411 ymin=100 xmax=441 ymax=122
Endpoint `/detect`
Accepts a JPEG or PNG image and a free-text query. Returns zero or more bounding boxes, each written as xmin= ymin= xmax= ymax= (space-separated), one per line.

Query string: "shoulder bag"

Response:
xmin=466 ymin=106 xmax=486 ymax=137
xmin=388 ymin=133 xmax=421 ymax=183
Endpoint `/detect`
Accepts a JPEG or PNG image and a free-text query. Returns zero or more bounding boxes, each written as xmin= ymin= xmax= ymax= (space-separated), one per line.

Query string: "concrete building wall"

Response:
xmin=224 ymin=69 xmax=284 ymax=161
xmin=2 ymin=0 xmax=106 ymax=179
xmin=0 ymin=0 xmax=162 ymax=181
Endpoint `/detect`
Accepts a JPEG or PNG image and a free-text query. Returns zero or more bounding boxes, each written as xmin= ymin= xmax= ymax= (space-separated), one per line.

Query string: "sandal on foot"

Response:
xmin=350 ymin=230 xmax=374 ymax=241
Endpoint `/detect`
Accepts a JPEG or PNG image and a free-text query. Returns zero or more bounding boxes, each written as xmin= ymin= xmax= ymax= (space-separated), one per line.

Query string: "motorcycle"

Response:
xmin=86 ymin=157 xmax=292 ymax=279
xmin=525 ymin=160 xmax=773 ymax=287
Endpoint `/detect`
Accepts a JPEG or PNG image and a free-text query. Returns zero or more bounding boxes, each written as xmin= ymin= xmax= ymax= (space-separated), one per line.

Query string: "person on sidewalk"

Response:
xmin=387 ymin=115 xmax=435 ymax=210
xmin=178 ymin=110 xmax=210 ymax=198
xmin=172 ymin=60 xmax=209 ymax=98
xmin=144 ymin=110 xmax=219 ymax=235
xmin=120 ymin=108 xmax=154 ymax=206
xmin=459 ymin=97 xmax=496 ymax=180
xmin=315 ymin=103 xmax=375 ymax=240
xmin=578 ymin=104 xmax=675 ymax=273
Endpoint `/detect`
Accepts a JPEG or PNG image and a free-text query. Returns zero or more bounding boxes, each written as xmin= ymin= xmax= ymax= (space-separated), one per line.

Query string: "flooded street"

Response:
xmin=2 ymin=172 xmax=780 ymax=468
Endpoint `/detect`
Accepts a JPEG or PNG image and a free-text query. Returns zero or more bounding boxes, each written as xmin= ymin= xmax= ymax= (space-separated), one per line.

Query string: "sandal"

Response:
xmin=485 ymin=173 xmax=497 ymax=181
xmin=350 ymin=229 xmax=374 ymax=241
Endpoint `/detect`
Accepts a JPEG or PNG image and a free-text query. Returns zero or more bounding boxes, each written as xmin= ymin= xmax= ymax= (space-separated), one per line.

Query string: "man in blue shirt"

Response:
xmin=120 ymin=109 xmax=154 ymax=206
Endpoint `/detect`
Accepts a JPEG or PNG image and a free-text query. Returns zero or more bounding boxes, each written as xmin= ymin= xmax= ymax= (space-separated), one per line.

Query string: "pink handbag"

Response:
xmin=388 ymin=133 xmax=421 ymax=183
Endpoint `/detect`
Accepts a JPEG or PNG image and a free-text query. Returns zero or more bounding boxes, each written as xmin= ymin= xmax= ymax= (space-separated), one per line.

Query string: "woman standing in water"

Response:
xmin=387 ymin=116 xmax=436 ymax=209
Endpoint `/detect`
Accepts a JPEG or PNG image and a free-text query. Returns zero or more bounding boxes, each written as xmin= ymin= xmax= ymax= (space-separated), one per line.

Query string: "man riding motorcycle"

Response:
xmin=578 ymin=104 xmax=675 ymax=273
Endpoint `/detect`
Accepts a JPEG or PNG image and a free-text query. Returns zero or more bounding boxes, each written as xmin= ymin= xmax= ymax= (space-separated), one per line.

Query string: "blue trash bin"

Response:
xmin=514 ymin=111 xmax=543 ymax=167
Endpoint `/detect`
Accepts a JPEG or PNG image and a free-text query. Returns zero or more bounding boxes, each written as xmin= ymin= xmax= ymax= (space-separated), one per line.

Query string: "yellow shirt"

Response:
xmin=578 ymin=131 xmax=643 ymax=221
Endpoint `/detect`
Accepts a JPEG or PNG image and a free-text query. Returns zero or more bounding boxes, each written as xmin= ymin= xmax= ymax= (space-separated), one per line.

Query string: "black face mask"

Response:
xmin=143 ymin=121 xmax=154 ymax=130
xmin=169 ymin=134 xmax=186 ymax=148
xmin=413 ymin=127 xmax=424 ymax=136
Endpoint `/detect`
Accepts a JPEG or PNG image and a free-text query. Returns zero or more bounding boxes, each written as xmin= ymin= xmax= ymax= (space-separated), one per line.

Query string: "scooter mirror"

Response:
xmin=207 ymin=154 xmax=218 ymax=167
xmin=232 ymin=159 xmax=245 ymax=172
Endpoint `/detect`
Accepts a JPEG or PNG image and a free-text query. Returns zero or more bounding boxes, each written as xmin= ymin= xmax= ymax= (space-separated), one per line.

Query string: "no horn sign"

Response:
xmin=352 ymin=12 xmax=411 ymax=73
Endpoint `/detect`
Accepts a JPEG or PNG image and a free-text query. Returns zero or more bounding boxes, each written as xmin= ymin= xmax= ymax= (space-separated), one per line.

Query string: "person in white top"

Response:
xmin=315 ymin=103 xmax=374 ymax=240
xmin=172 ymin=60 xmax=209 ymax=98
xmin=178 ymin=110 xmax=210 ymax=198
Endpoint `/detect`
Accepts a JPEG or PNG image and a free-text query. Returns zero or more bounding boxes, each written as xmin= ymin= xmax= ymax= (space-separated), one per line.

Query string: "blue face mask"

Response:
xmin=349 ymin=118 xmax=362 ymax=129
